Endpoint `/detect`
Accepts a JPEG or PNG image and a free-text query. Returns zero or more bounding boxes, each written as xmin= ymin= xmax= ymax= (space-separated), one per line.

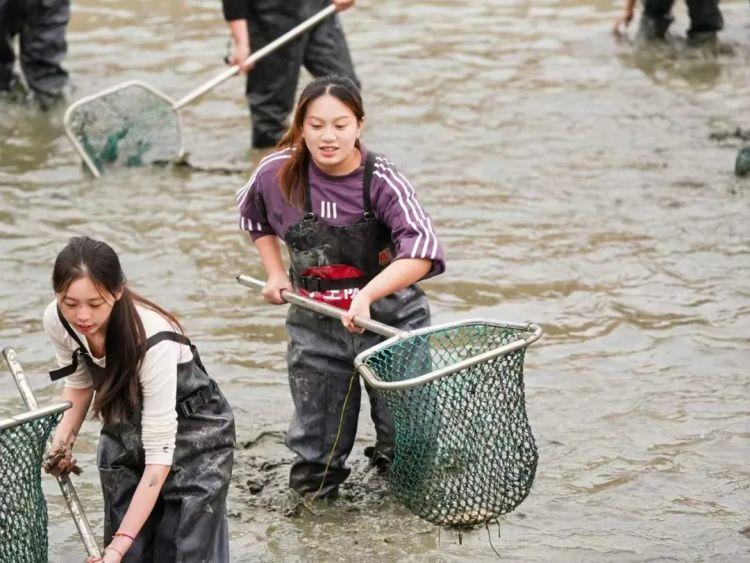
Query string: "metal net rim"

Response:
xmin=0 ymin=401 xmax=72 ymax=431
xmin=354 ymin=318 xmax=542 ymax=391
xmin=63 ymin=79 xmax=184 ymax=177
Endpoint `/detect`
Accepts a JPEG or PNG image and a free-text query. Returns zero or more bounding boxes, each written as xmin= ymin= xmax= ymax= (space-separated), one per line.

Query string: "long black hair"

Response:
xmin=276 ymin=74 xmax=364 ymax=209
xmin=52 ymin=236 xmax=181 ymax=425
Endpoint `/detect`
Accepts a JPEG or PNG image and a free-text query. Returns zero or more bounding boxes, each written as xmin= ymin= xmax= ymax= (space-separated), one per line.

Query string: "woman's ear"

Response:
xmin=114 ymin=289 xmax=124 ymax=301
xmin=357 ymin=118 xmax=365 ymax=139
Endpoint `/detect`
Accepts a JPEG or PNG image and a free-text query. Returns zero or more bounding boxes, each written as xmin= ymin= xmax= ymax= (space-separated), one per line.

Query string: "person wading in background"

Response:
xmin=613 ymin=0 xmax=724 ymax=47
xmin=221 ymin=0 xmax=359 ymax=149
xmin=0 ymin=0 xmax=70 ymax=108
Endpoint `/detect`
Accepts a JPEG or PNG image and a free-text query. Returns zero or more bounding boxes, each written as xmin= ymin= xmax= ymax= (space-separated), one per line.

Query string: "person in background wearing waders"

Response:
xmin=612 ymin=0 xmax=723 ymax=47
xmin=0 ymin=0 xmax=70 ymax=108
xmin=235 ymin=74 xmax=445 ymax=501
xmin=41 ymin=237 xmax=235 ymax=563
xmin=222 ymin=0 xmax=359 ymax=149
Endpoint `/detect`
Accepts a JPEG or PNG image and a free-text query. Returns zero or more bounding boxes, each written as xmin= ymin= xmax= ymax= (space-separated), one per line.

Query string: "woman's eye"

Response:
xmin=335 ymin=125 xmax=346 ymax=130
xmin=311 ymin=124 xmax=322 ymax=130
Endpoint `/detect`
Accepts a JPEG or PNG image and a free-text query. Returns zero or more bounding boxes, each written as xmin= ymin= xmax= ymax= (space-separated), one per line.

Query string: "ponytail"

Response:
xmin=93 ymin=287 xmax=145 ymax=424
xmin=92 ymin=288 xmax=182 ymax=425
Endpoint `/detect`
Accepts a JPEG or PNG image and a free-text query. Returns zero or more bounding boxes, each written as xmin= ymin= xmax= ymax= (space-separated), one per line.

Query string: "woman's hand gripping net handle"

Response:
xmin=236 ymin=274 xmax=405 ymax=338
xmin=236 ymin=274 xmax=543 ymax=391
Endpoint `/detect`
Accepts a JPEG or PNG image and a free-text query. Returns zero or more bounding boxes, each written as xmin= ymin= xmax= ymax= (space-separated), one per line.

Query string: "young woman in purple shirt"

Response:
xmin=236 ymin=75 xmax=445 ymax=498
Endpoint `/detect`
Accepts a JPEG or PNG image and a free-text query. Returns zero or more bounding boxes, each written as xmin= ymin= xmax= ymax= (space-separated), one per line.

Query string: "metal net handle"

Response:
xmin=173 ymin=4 xmax=336 ymax=110
xmin=237 ymin=274 xmax=403 ymax=337
xmin=237 ymin=274 xmax=543 ymax=390
xmin=3 ymin=347 xmax=102 ymax=558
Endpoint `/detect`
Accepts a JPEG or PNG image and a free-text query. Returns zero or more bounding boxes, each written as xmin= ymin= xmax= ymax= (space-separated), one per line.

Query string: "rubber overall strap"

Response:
xmin=302 ymin=150 xmax=379 ymax=219
xmin=49 ymin=349 xmax=85 ymax=381
xmin=57 ymin=306 xmax=86 ymax=348
xmin=303 ymin=155 xmax=315 ymax=218
xmin=49 ymin=307 xmax=104 ymax=382
xmin=145 ymin=331 xmax=214 ymax=418
xmin=362 ymin=151 xmax=378 ymax=218
xmin=145 ymin=331 xmax=207 ymax=374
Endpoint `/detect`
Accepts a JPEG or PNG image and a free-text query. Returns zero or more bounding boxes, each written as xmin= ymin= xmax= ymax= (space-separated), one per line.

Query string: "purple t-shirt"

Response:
xmin=235 ymin=145 xmax=445 ymax=279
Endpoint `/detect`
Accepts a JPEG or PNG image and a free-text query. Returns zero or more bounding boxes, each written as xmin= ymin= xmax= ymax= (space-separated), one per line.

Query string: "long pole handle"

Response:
xmin=2 ymin=347 xmax=102 ymax=559
xmin=237 ymin=274 xmax=404 ymax=338
xmin=172 ymin=4 xmax=337 ymax=110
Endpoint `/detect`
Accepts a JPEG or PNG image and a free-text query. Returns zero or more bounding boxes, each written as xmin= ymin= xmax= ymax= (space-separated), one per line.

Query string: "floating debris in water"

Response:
xmin=709 ymin=127 xmax=750 ymax=143
xmin=735 ymin=146 xmax=750 ymax=177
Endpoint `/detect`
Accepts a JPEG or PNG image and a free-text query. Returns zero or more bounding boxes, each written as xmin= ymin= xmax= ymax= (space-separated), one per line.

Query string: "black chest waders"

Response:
xmin=49 ymin=309 xmax=235 ymax=562
xmin=278 ymin=152 xmax=431 ymax=498
xmin=239 ymin=275 xmax=542 ymax=529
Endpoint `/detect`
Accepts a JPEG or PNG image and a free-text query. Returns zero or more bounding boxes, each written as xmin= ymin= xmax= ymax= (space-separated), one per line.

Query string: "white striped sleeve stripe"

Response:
xmin=373 ymin=168 xmax=425 ymax=258
xmin=235 ymin=151 xmax=292 ymax=207
xmin=384 ymin=158 xmax=438 ymax=259
xmin=390 ymin=163 xmax=439 ymax=260
xmin=374 ymin=158 xmax=437 ymax=259
xmin=239 ymin=217 xmax=267 ymax=232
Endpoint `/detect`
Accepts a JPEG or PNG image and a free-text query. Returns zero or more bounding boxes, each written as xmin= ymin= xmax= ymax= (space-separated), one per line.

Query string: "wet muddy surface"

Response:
xmin=1 ymin=0 xmax=749 ymax=560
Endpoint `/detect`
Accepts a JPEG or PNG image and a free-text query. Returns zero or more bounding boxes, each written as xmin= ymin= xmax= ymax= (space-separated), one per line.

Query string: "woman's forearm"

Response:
xmin=52 ymin=385 xmax=94 ymax=446
xmin=360 ymin=258 xmax=432 ymax=303
xmin=107 ymin=464 xmax=171 ymax=555
xmin=254 ymin=235 xmax=287 ymax=278
xmin=227 ymin=19 xmax=249 ymax=47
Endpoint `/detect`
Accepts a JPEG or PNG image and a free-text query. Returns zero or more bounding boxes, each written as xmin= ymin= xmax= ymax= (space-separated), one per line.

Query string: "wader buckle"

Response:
xmin=299 ymin=277 xmax=323 ymax=292
xmin=177 ymin=382 xmax=214 ymax=417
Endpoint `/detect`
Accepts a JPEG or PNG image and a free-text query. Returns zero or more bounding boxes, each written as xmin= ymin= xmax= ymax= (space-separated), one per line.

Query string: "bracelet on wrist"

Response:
xmin=105 ymin=545 xmax=125 ymax=558
xmin=114 ymin=531 xmax=135 ymax=542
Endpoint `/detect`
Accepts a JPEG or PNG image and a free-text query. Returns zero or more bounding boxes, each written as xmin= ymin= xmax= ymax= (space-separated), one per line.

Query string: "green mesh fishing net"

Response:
xmin=64 ymin=82 xmax=182 ymax=175
xmin=360 ymin=321 xmax=538 ymax=528
xmin=0 ymin=410 xmax=63 ymax=562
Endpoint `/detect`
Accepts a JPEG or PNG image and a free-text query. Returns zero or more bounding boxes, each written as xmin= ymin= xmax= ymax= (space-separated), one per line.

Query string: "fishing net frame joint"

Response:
xmin=354 ymin=318 xmax=543 ymax=390
xmin=63 ymin=80 xmax=185 ymax=178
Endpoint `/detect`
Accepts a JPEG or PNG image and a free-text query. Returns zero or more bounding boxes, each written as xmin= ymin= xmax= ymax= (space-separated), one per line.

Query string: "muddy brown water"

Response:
xmin=1 ymin=0 xmax=749 ymax=560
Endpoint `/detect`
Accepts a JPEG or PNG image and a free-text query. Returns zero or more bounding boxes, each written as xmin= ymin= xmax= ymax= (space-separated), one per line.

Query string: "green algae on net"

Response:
xmin=81 ymin=125 xmax=153 ymax=172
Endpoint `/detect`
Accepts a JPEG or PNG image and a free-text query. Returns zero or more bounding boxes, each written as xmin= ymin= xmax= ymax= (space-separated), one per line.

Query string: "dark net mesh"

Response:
xmin=363 ymin=322 xmax=538 ymax=528
xmin=0 ymin=412 xmax=62 ymax=562
xmin=66 ymin=83 xmax=181 ymax=174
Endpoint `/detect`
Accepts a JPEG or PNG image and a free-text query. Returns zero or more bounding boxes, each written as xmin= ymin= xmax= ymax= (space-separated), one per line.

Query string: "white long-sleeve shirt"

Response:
xmin=43 ymin=300 xmax=192 ymax=465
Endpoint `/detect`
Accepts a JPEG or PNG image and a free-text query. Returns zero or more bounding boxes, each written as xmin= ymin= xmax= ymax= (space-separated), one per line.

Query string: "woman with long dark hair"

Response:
xmin=235 ymin=74 xmax=445 ymax=499
xmin=42 ymin=236 xmax=235 ymax=562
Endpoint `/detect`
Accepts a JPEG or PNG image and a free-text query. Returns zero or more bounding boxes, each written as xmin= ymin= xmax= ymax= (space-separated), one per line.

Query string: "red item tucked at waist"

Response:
xmin=297 ymin=265 xmax=363 ymax=310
